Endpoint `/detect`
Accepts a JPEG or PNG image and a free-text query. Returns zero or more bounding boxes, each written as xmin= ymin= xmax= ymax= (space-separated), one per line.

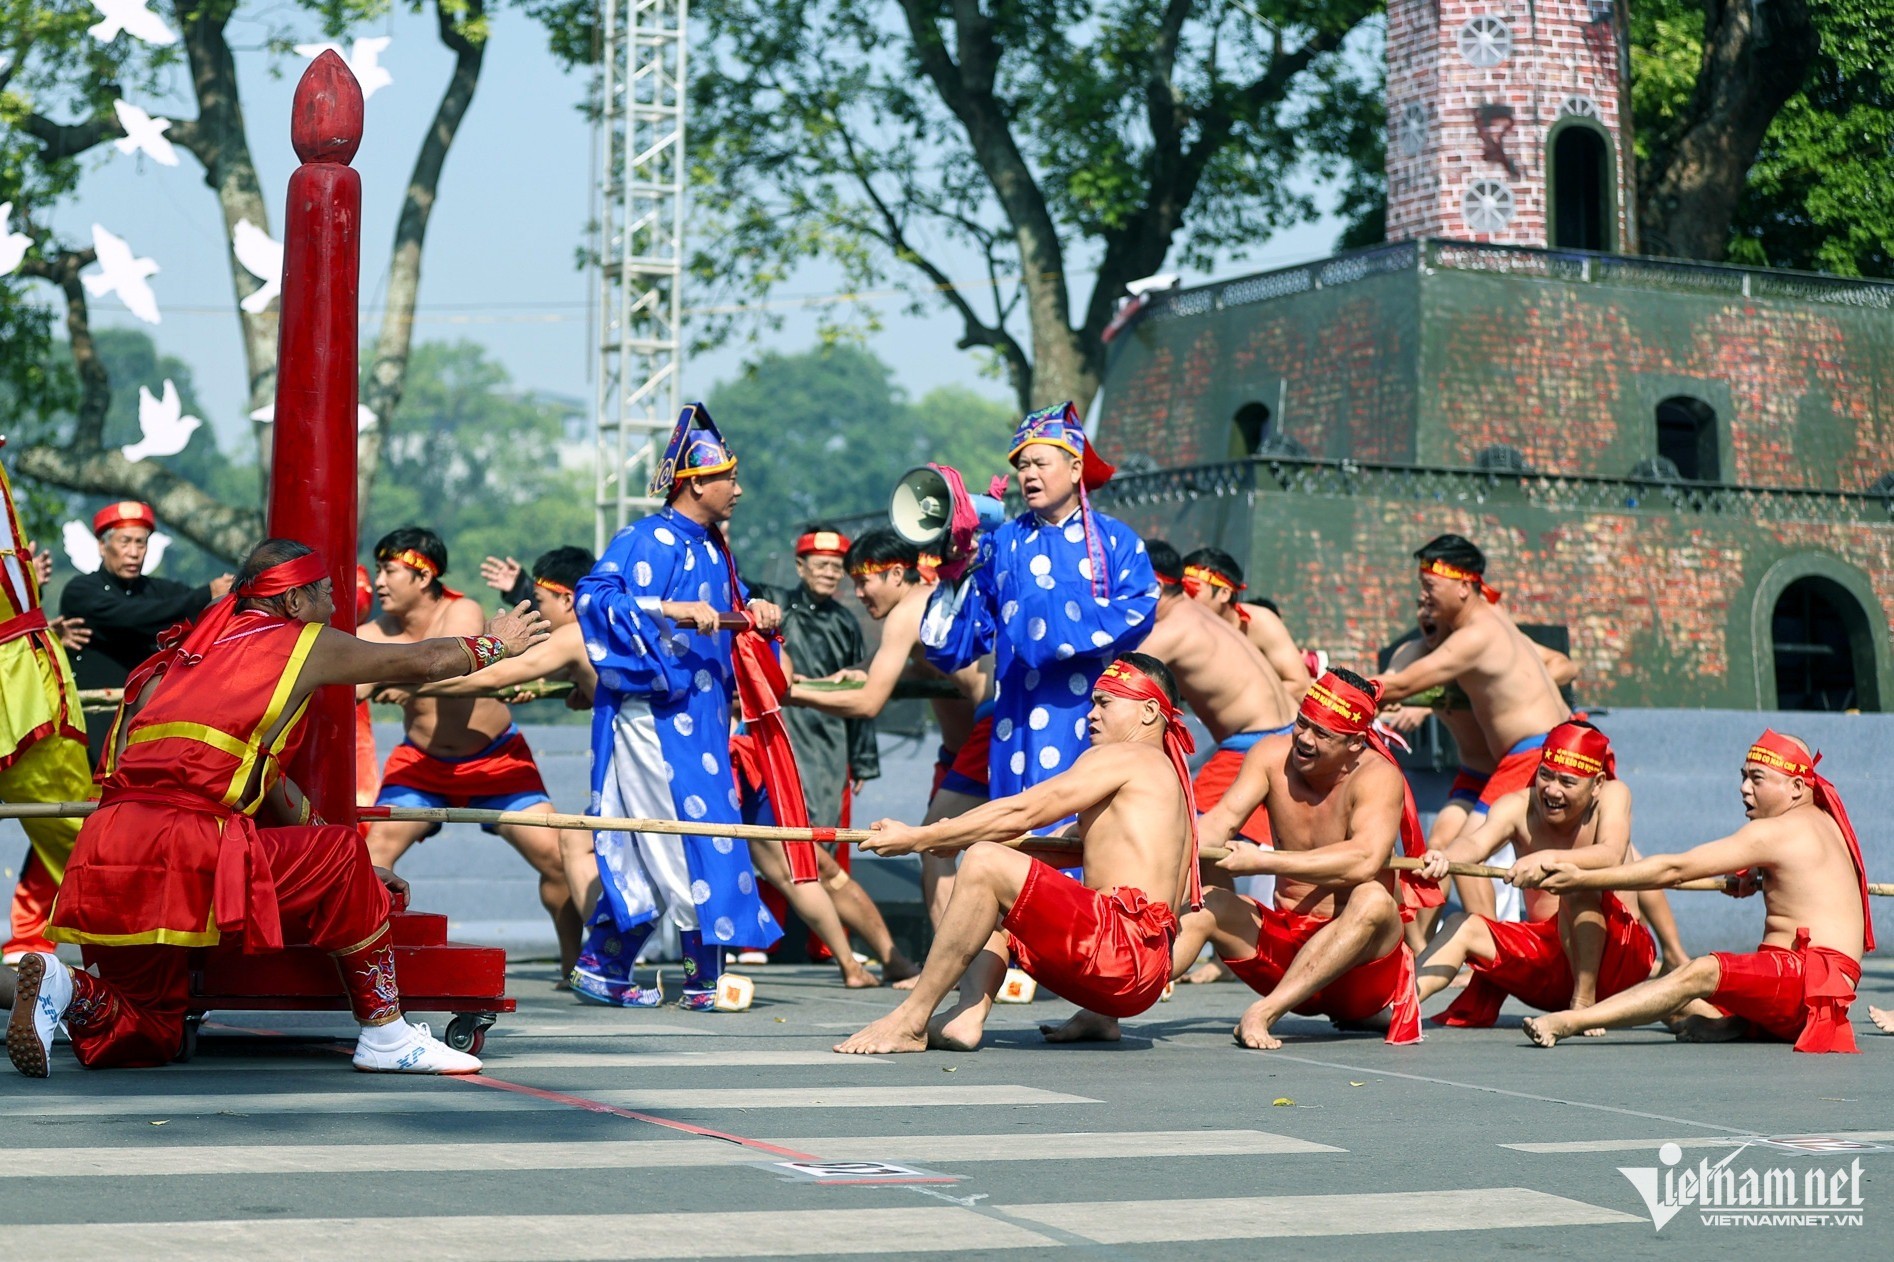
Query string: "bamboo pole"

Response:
xmin=6 ymin=800 xmax=1888 ymax=896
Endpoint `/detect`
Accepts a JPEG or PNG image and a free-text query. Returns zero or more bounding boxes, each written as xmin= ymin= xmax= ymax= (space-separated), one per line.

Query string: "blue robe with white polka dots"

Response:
xmin=921 ymin=506 xmax=1157 ymax=822
xmin=576 ymin=506 xmax=781 ymax=950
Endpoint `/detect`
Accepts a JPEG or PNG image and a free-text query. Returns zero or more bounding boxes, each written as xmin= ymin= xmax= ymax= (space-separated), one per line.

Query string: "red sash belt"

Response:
xmin=101 ymin=787 xmax=284 ymax=953
xmin=1790 ymin=927 xmax=1864 ymax=1055
xmin=0 ymin=608 xmax=49 ymax=645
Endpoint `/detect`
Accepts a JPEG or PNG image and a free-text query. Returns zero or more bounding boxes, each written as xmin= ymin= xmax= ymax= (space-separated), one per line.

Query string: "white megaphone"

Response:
xmin=890 ymin=464 xmax=1006 ymax=558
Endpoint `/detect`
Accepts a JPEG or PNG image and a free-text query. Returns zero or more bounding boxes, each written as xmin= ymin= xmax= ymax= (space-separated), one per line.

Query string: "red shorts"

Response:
xmin=1477 ymin=734 xmax=1550 ymax=807
xmin=935 ymin=714 xmax=993 ymax=799
xmin=1192 ymin=747 xmax=1271 ymax=844
xmin=1709 ymin=935 xmax=1864 ymax=1052
xmin=1434 ymin=892 xmax=1655 ymax=1027
xmin=377 ymin=726 xmax=549 ymax=805
xmin=1001 ymin=860 xmax=1175 ymax=1018
xmin=1223 ymin=899 xmax=1422 ymax=1044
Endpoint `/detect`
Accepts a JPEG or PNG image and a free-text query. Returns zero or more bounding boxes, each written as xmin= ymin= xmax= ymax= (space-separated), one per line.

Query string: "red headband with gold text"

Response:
xmin=1540 ymin=721 xmax=1614 ymax=779
xmin=1419 ymin=558 xmax=1502 ymax=604
xmin=1299 ymin=672 xmax=1380 ymax=736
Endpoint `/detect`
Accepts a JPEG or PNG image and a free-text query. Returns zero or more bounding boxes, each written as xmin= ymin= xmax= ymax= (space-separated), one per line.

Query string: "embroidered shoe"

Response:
xmin=676 ymin=989 xmax=719 ymax=1012
xmin=570 ymin=968 xmax=663 ymax=1008
xmin=7 ymin=952 xmax=72 ymax=1079
xmin=352 ymin=1021 xmax=483 ymax=1074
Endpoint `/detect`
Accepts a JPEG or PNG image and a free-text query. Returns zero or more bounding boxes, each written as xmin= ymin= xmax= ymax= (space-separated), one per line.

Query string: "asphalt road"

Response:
xmin=4 ymin=957 xmax=1889 ymax=1260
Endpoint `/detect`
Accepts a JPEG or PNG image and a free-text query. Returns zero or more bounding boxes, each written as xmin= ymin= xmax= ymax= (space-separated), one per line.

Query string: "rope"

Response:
xmin=5 ymin=800 xmax=1887 ymax=895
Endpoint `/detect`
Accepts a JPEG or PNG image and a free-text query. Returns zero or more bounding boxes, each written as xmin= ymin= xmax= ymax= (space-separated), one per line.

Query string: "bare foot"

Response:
xmin=1870 ymin=1006 xmax=1893 ymax=1035
xmin=1183 ymin=959 xmax=1231 ymax=985
xmin=880 ymin=953 xmax=922 ymax=987
xmin=1234 ymin=1002 xmax=1282 ymax=1050
xmin=1674 ymin=1014 xmax=1745 ymax=1043
xmin=1521 ymin=1015 xmax=1560 ymax=1048
xmin=841 ymin=964 xmax=883 ymax=989
xmin=1039 ymin=1010 xmax=1121 ymax=1043
xmin=833 ymin=1012 xmax=928 ymax=1054
xmin=1569 ymin=999 xmax=1605 ymax=1037
xmin=927 ymin=994 xmax=992 ymax=1051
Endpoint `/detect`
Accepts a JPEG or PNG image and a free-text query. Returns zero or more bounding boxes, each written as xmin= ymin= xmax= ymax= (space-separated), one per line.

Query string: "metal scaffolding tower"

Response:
xmin=594 ymin=0 xmax=688 ymax=550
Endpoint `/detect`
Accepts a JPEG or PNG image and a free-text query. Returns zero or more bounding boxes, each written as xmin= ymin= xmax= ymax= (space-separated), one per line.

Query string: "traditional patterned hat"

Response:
xmin=649 ymin=403 xmax=738 ymax=499
xmin=92 ymin=500 xmax=156 ymax=536
xmin=1007 ymin=401 xmax=1117 ymax=491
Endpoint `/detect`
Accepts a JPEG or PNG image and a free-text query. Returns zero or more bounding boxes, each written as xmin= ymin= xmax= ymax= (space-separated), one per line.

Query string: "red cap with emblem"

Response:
xmin=92 ymin=501 xmax=156 ymax=537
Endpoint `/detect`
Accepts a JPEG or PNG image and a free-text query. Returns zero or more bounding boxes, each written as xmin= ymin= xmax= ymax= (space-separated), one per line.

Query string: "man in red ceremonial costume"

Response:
xmin=1371 ymin=535 xmax=1570 ymax=821
xmin=1411 ymin=721 xmax=1655 ymax=1031
xmin=0 ymin=452 xmax=94 ymax=968
xmin=1177 ymin=668 xmax=1442 ymax=1050
xmin=1179 ymin=546 xmax=1313 ymax=700
xmin=1519 ymin=731 xmax=1874 ymax=1052
xmin=359 ymin=527 xmax=581 ymax=978
xmin=833 ymin=652 xmax=1197 ymax=1054
xmin=7 ymin=539 xmax=550 ymax=1077
xmin=788 ymin=528 xmax=990 ymax=942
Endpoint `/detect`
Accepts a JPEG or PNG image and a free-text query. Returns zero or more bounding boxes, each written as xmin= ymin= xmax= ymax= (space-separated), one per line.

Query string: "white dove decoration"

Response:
xmin=249 ymin=401 xmax=379 ymax=431
xmin=81 ymin=224 xmax=161 ymax=324
xmin=293 ymin=37 xmax=392 ymax=99
xmin=0 ymin=203 xmax=30 ymax=277
xmin=61 ymin=521 xmax=170 ymax=573
xmin=112 ymin=99 xmax=180 ymax=167
xmin=232 ymin=219 xmax=283 ymax=314
xmin=124 ymin=380 xmax=201 ymax=462
xmin=86 ymin=0 xmax=178 ymax=45
xmin=61 ymin=521 xmax=101 ymax=574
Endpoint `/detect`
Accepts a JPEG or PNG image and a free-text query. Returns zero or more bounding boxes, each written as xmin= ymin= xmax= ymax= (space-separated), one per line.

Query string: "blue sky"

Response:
xmin=52 ymin=4 xmax=1348 ymax=451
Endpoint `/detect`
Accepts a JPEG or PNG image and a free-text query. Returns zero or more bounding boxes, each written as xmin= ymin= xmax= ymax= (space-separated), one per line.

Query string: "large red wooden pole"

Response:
xmin=268 ymin=51 xmax=363 ymax=824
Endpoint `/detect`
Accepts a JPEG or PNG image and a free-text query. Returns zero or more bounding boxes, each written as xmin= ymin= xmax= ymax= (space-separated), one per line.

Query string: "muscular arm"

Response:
xmin=1373 ymin=622 xmax=1492 ymax=703
xmin=1561 ymin=782 xmax=1631 ymax=869
xmin=1537 ymin=643 xmax=1578 ymax=687
xmin=412 ymin=623 xmax=586 ymax=695
xmin=791 ymin=599 xmax=920 ymax=719
xmin=1248 ymin=605 xmax=1311 ymax=697
xmin=1198 ymin=739 xmax=1275 ymax=845
xmin=1537 ymin=821 xmax=1779 ymax=892
xmin=864 ymin=745 xmax=1135 ymax=855
xmin=1444 ymin=794 xmax=1529 ymax=865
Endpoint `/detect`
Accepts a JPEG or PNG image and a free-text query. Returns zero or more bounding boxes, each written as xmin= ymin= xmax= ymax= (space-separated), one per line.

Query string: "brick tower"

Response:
xmin=1384 ymin=0 xmax=1635 ymax=251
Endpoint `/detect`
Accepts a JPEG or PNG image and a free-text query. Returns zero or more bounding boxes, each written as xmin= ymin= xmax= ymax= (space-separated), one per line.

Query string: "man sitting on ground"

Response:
xmin=833 ymin=652 xmax=1198 ymax=1054
xmin=1413 ymin=721 xmax=1655 ymax=1031
xmin=1177 ymin=669 xmax=1441 ymax=1050
xmin=1519 ymin=731 xmax=1873 ymax=1053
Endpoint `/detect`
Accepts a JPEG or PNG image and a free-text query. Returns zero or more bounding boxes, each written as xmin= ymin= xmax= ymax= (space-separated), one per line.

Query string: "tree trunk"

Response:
xmin=173 ymin=0 xmax=279 ymax=487
xmin=1637 ymin=0 xmax=1819 ymax=260
xmin=356 ymin=0 xmax=488 ymax=511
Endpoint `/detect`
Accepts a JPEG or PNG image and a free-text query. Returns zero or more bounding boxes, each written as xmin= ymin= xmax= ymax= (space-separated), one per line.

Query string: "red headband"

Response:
xmin=1541 ymin=722 xmax=1614 ymax=779
xmin=1299 ymin=672 xmax=1381 ymax=736
xmin=1419 ymin=558 xmax=1502 ymax=604
xmin=1182 ymin=563 xmax=1243 ymax=595
xmin=379 ymin=546 xmax=464 ymax=600
xmin=1298 ymin=670 xmax=1442 ymax=914
xmin=795 ymin=530 xmax=851 ymax=558
xmin=1095 ymin=659 xmax=1201 ymax=910
xmin=237 ymin=552 xmax=329 ymax=599
xmin=1746 ymin=729 xmax=1874 ymax=962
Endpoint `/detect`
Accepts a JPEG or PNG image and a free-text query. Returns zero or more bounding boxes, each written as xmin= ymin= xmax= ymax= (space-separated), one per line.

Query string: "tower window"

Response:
xmin=1550 ymin=124 xmax=1612 ymax=251
xmin=1655 ymin=396 xmax=1718 ymax=482
xmin=1230 ymin=402 xmax=1273 ymax=458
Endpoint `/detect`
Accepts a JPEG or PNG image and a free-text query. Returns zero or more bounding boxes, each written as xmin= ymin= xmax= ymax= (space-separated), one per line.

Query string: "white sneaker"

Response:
xmin=7 ymin=952 xmax=72 ymax=1079
xmin=351 ymin=1021 xmax=483 ymax=1075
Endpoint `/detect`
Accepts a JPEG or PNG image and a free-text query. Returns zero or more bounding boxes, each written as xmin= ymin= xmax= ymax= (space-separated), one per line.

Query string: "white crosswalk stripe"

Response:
xmin=166 ymin=1049 xmax=891 ymax=1071
xmin=1 ymin=1191 xmax=1640 ymax=1259
xmin=1504 ymin=1130 xmax=1894 ymax=1154
xmin=0 ymin=1083 xmax=1098 ymax=1117
xmin=6 ymin=1129 xmax=1341 ymax=1177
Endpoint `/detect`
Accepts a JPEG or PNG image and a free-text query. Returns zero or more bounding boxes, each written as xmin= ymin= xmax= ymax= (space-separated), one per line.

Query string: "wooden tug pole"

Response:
xmin=267 ymin=51 xmax=364 ymax=823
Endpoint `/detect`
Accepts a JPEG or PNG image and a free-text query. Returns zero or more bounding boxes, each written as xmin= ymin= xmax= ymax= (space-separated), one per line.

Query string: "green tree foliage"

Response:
xmin=678 ymin=0 xmax=1384 ymax=416
xmin=362 ymin=340 xmax=592 ymax=599
xmin=1630 ymin=0 xmax=1894 ymax=272
xmin=704 ymin=343 xmax=1014 ymax=570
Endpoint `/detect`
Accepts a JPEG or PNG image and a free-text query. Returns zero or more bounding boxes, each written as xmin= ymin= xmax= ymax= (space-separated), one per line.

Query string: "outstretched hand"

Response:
xmin=485 ymin=599 xmax=552 ymax=657
xmin=1534 ymin=861 xmax=1584 ymax=893
xmin=481 ymin=555 xmax=522 ymax=594
xmin=28 ymin=542 xmax=52 ymax=586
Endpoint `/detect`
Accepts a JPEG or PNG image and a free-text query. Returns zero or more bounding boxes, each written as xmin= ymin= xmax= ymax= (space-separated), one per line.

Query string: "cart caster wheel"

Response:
xmin=444 ymin=1012 xmax=495 ymax=1055
xmin=176 ymin=1014 xmax=203 ymax=1063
